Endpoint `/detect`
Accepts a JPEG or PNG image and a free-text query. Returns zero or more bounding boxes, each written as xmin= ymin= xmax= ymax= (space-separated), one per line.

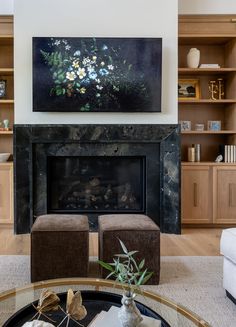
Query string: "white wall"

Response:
xmin=179 ymin=0 xmax=236 ymax=14
xmin=0 ymin=0 xmax=13 ymax=14
xmin=14 ymin=0 xmax=178 ymax=124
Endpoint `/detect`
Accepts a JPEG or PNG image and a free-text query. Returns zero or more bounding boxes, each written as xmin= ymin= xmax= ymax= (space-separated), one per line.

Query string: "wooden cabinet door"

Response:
xmin=182 ymin=166 xmax=212 ymax=224
xmin=0 ymin=164 xmax=13 ymax=224
xmin=213 ymin=167 xmax=236 ymax=223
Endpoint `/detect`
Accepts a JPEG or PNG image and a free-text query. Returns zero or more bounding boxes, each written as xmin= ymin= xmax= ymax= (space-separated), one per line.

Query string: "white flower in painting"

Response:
xmin=96 ymin=93 xmax=101 ymax=97
xmin=54 ymin=40 xmax=61 ymax=46
xmin=92 ymin=56 xmax=97 ymax=61
xmin=65 ymin=45 xmax=71 ymax=50
xmin=74 ymin=50 xmax=81 ymax=56
xmin=96 ymin=85 xmax=103 ymax=90
xmin=80 ymin=87 xmax=86 ymax=94
xmin=77 ymin=67 xmax=86 ymax=79
xmin=95 ymin=78 xmax=101 ymax=83
xmin=108 ymin=64 xmax=114 ymax=70
xmin=87 ymin=65 xmax=95 ymax=73
xmin=100 ymin=61 xmax=105 ymax=66
xmin=72 ymin=60 xmax=80 ymax=68
xmin=66 ymin=71 xmax=76 ymax=81
xmin=82 ymin=57 xmax=91 ymax=65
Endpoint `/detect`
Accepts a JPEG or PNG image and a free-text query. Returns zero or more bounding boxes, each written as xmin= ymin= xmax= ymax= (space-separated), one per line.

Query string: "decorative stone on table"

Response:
xmin=22 ymin=320 xmax=54 ymax=327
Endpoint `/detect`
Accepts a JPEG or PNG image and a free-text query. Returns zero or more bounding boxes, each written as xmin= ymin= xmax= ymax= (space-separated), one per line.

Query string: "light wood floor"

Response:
xmin=0 ymin=227 xmax=222 ymax=256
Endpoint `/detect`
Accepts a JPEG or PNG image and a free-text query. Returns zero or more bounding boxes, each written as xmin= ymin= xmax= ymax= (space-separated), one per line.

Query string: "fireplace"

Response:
xmin=48 ymin=156 xmax=145 ymax=213
xmin=14 ymin=124 xmax=180 ymax=234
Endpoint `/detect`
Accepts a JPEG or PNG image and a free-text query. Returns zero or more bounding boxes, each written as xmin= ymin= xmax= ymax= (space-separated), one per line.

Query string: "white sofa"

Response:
xmin=220 ymin=228 xmax=236 ymax=303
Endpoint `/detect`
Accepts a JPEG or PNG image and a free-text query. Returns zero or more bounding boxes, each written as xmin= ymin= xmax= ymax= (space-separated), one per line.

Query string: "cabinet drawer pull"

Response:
xmin=229 ymin=183 xmax=236 ymax=207
xmin=194 ymin=183 xmax=198 ymax=207
xmin=231 ymin=19 xmax=236 ymax=22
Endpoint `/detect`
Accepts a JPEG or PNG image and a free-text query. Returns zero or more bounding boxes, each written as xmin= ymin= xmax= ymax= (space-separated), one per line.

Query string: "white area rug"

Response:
xmin=0 ymin=256 xmax=235 ymax=327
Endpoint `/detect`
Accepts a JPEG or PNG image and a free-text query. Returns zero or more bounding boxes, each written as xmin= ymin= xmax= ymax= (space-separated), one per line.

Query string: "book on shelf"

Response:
xmin=88 ymin=305 xmax=161 ymax=327
xmin=224 ymin=145 xmax=236 ymax=163
xmin=199 ymin=64 xmax=220 ymax=68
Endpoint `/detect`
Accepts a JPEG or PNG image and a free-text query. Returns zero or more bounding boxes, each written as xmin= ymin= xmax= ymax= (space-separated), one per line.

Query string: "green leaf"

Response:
xmin=58 ymin=74 xmax=65 ymax=81
xmin=142 ymin=271 xmax=154 ymax=285
xmin=56 ymin=88 xmax=62 ymax=96
xmin=97 ymin=260 xmax=114 ymax=272
xmin=106 ymin=271 xmax=116 ymax=279
xmin=139 ymin=259 xmax=145 ymax=270
xmin=114 ymin=254 xmax=128 ymax=258
xmin=128 ymin=250 xmax=138 ymax=256
xmin=119 ymin=239 xmax=128 ymax=254
xmin=137 ymin=269 xmax=147 ymax=286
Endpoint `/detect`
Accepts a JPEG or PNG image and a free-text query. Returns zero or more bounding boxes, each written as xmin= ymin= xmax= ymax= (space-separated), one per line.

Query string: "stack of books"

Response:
xmin=199 ymin=64 xmax=220 ymax=68
xmin=88 ymin=306 xmax=161 ymax=327
xmin=224 ymin=145 xmax=236 ymax=163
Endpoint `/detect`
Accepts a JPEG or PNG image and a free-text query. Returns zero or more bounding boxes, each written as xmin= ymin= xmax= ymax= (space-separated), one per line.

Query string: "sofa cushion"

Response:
xmin=220 ymin=228 xmax=236 ymax=264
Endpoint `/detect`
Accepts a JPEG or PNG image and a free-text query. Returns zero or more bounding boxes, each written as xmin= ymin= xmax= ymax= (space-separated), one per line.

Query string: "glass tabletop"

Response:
xmin=0 ymin=278 xmax=211 ymax=327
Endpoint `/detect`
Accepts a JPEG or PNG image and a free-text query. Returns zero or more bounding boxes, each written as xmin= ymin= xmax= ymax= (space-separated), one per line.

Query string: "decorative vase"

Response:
xmin=118 ymin=293 xmax=143 ymax=327
xmin=187 ymin=48 xmax=200 ymax=68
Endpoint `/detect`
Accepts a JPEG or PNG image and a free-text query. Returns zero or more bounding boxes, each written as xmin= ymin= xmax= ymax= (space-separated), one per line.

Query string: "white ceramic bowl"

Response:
xmin=0 ymin=153 xmax=10 ymax=162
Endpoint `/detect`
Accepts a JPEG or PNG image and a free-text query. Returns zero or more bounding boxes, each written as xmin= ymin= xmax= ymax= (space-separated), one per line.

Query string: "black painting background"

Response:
xmin=33 ymin=37 xmax=162 ymax=112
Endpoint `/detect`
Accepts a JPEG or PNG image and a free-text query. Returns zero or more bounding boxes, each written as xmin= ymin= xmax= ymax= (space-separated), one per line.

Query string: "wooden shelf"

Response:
xmin=0 ymin=131 xmax=13 ymax=135
xmin=179 ymin=35 xmax=236 ymax=45
xmin=178 ymin=68 xmax=236 ymax=75
xmin=182 ymin=161 xmax=236 ymax=166
xmin=0 ymin=35 xmax=13 ymax=46
xmin=0 ymin=161 xmax=13 ymax=166
xmin=181 ymin=130 xmax=236 ymax=135
xmin=0 ymin=68 xmax=14 ymax=75
xmin=178 ymin=99 xmax=236 ymax=104
xmin=0 ymin=99 xmax=14 ymax=104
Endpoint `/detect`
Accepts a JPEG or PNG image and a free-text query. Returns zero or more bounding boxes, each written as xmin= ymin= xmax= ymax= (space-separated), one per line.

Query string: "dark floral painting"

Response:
xmin=33 ymin=37 xmax=162 ymax=112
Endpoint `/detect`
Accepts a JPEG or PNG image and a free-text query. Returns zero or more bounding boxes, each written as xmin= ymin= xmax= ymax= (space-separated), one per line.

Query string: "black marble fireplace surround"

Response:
xmin=14 ymin=124 xmax=180 ymax=234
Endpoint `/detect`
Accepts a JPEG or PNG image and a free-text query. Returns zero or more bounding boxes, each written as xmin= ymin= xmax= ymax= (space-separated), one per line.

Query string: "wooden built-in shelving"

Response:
xmin=0 ymin=16 xmax=14 ymax=224
xmin=179 ymin=15 xmax=236 ymax=226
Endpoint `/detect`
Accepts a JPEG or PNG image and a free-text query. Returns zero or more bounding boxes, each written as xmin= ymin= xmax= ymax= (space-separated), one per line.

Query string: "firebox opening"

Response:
xmin=47 ymin=156 xmax=146 ymax=213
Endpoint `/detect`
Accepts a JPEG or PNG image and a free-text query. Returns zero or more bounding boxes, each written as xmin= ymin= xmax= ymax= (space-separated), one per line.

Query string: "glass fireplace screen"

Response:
xmin=47 ymin=156 xmax=145 ymax=213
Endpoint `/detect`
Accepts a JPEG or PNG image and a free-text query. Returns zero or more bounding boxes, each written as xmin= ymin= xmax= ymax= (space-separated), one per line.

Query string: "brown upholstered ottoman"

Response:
xmin=98 ymin=214 xmax=160 ymax=284
xmin=31 ymin=214 xmax=89 ymax=282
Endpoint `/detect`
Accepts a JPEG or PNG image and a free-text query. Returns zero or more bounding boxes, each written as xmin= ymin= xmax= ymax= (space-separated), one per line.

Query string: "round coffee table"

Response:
xmin=0 ymin=278 xmax=211 ymax=327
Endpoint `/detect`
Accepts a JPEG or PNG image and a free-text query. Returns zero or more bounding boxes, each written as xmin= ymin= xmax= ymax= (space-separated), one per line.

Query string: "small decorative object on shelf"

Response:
xmin=207 ymin=120 xmax=221 ymax=131
xmin=187 ymin=48 xmax=200 ymax=68
xmin=194 ymin=144 xmax=201 ymax=162
xmin=188 ymin=144 xmax=195 ymax=162
xmin=3 ymin=119 xmax=9 ymax=129
xmin=208 ymin=78 xmax=225 ymax=100
xmin=199 ymin=63 xmax=220 ymax=68
xmin=178 ymin=79 xmax=200 ymax=99
xmin=208 ymin=80 xmax=218 ymax=100
xmin=217 ymin=78 xmax=224 ymax=99
xmin=0 ymin=80 xmax=6 ymax=98
xmin=98 ymin=239 xmax=153 ymax=327
xmin=0 ymin=119 xmax=11 ymax=131
xmin=195 ymin=123 xmax=204 ymax=131
xmin=180 ymin=120 xmax=191 ymax=131
xmin=215 ymin=154 xmax=223 ymax=163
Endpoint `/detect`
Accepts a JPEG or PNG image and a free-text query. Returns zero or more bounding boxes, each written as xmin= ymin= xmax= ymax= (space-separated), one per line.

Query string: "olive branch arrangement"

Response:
xmin=98 ymin=239 xmax=153 ymax=297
